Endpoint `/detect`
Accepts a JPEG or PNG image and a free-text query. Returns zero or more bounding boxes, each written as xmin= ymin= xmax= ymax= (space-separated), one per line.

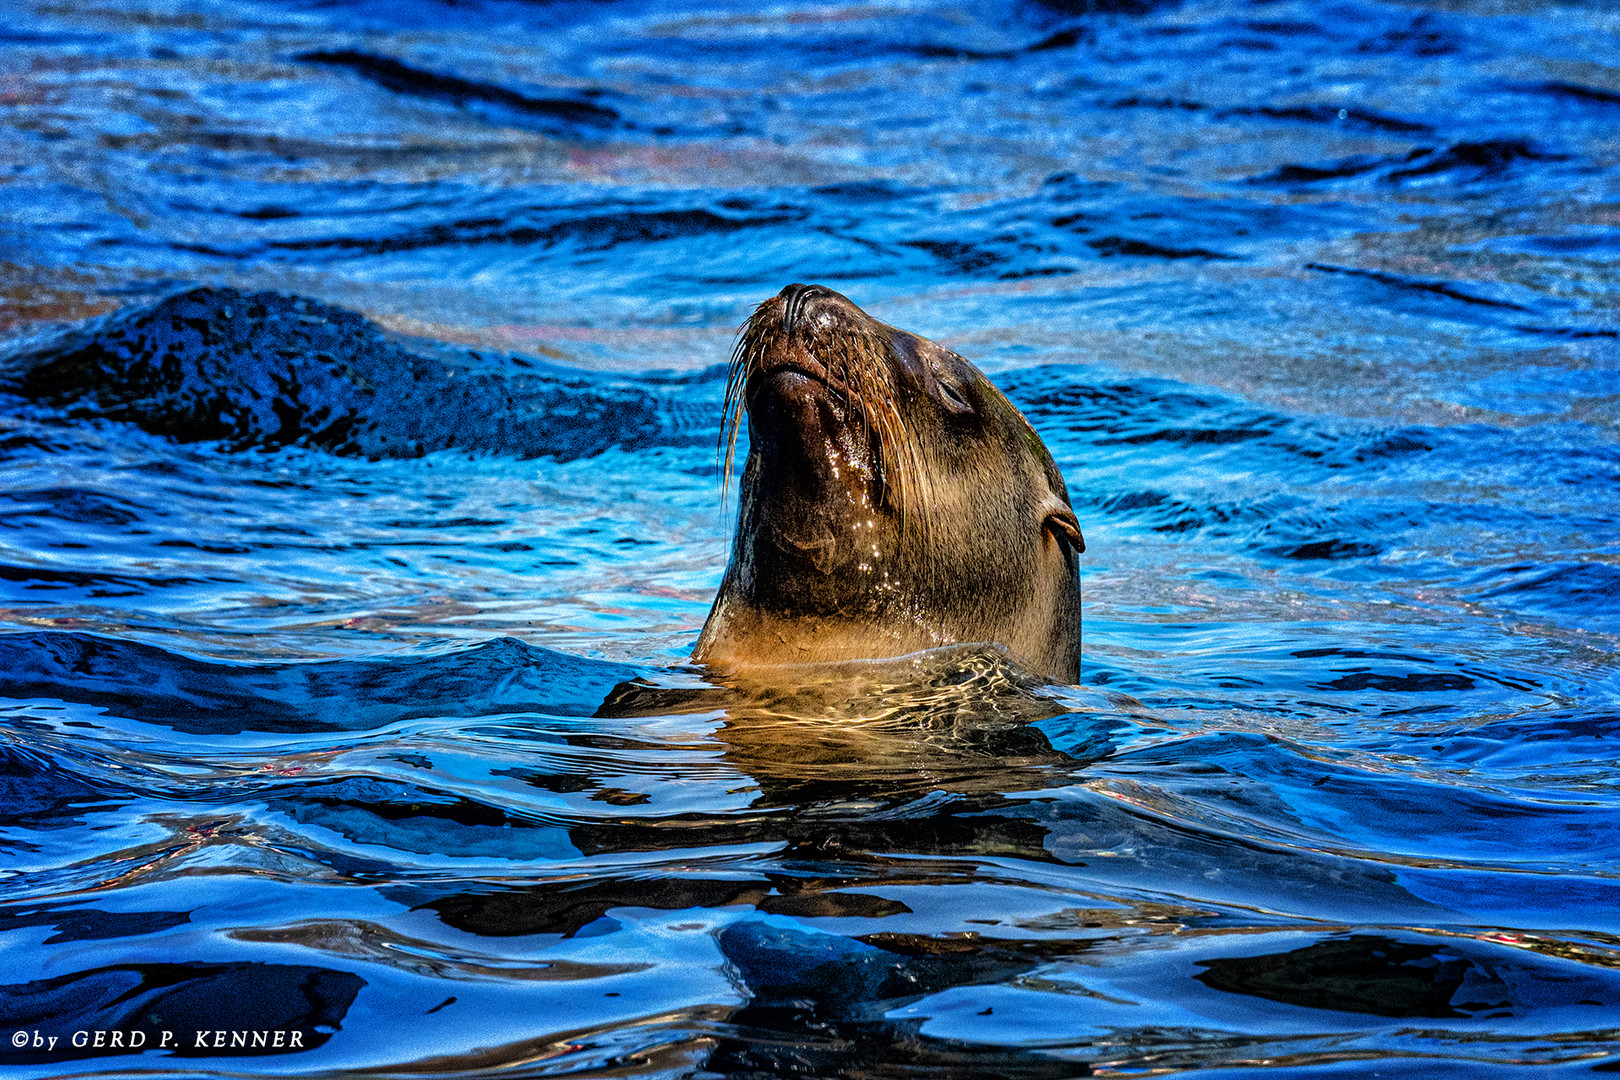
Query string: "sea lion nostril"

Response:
xmin=780 ymin=283 xmax=834 ymax=334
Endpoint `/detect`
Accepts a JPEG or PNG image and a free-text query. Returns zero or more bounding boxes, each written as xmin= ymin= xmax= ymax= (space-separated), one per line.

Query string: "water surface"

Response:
xmin=2 ymin=0 xmax=1619 ymax=1075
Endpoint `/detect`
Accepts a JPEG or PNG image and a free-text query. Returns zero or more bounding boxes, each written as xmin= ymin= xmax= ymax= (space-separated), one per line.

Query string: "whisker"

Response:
xmin=718 ymin=311 xmax=757 ymax=513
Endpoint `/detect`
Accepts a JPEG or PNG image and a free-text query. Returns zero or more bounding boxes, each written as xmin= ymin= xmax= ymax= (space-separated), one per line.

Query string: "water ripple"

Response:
xmin=4 ymin=0 xmax=1620 ymax=1074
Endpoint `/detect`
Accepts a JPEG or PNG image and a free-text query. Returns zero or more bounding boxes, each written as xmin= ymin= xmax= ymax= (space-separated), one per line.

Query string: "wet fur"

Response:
xmin=698 ymin=285 xmax=1085 ymax=682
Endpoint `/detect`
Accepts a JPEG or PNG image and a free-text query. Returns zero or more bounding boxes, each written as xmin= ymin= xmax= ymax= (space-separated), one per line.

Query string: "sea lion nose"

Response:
xmin=779 ymin=283 xmax=836 ymax=334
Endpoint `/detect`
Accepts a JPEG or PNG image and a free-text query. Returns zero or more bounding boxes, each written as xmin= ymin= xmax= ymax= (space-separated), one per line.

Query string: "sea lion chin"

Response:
xmin=693 ymin=283 xmax=1086 ymax=684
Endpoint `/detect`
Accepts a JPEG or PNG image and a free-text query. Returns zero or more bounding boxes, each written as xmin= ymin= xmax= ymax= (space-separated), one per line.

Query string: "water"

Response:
xmin=2 ymin=0 xmax=1619 ymax=1075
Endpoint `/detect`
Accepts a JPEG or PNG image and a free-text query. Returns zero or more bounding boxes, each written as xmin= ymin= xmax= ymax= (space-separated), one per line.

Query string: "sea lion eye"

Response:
xmin=937 ymin=379 xmax=972 ymax=413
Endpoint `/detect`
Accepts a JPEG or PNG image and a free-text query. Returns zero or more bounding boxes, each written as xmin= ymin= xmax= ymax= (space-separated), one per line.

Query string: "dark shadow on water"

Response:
xmin=1197 ymin=934 xmax=1481 ymax=1018
xmin=1196 ymin=931 xmax=1620 ymax=1021
xmin=295 ymin=49 xmax=623 ymax=136
xmin=709 ymin=921 xmax=1094 ymax=1079
xmin=0 ymin=962 xmax=363 ymax=1063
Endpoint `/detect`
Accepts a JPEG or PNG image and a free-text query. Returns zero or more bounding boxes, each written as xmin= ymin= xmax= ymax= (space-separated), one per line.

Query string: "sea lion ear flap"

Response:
xmin=1041 ymin=504 xmax=1086 ymax=554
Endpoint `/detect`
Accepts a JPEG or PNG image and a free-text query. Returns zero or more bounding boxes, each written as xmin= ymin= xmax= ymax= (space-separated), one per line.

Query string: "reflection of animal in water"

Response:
xmin=597 ymin=646 xmax=1086 ymax=803
xmin=695 ymin=284 xmax=1086 ymax=684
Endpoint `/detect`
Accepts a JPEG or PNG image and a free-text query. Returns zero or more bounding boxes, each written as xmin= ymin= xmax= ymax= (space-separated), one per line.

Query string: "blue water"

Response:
xmin=2 ymin=0 xmax=1619 ymax=1075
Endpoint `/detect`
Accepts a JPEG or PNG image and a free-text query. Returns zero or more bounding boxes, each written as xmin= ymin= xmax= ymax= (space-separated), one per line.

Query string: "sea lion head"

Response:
xmin=693 ymin=283 xmax=1085 ymax=683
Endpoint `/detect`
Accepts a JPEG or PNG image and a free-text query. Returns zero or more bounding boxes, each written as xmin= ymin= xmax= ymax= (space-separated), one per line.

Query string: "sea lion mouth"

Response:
xmin=740 ymin=287 xmax=856 ymax=406
xmin=745 ymin=356 xmax=842 ymax=405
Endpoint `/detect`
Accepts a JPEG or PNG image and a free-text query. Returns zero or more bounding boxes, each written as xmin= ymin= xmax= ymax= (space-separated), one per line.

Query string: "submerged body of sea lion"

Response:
xmin=693 ymin=284 xmax=1085 ymax=683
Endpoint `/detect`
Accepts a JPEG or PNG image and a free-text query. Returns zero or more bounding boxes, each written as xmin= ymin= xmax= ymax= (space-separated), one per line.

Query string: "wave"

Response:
xmin=1250 ymin=139 xmax=1564 ymax=188
xmin=0 ymin=632 xmax=635 ymax=734
xmin=1 ymin=288 xmax=716 ymax=460
xmin=295 ymin=49 xmax=622 ymax=137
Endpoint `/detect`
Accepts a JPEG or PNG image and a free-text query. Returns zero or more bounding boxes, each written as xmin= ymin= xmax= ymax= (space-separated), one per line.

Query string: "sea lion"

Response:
xmin=693 ymin=283 xmax=1085 ymax=683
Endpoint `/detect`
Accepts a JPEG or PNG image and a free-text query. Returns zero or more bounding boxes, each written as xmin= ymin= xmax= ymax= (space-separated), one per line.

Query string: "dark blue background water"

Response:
xmin=2 ymin=0 xmax=1619 ymax=1075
